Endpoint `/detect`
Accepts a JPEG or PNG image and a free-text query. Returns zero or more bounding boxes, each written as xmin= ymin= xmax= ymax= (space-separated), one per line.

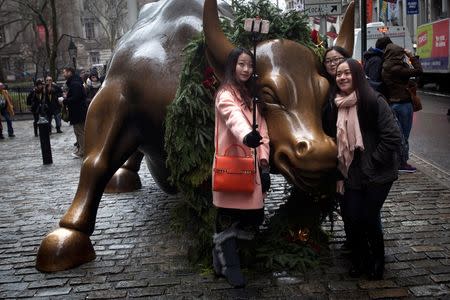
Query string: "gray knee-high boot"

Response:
xmin=212 ymin=223 xmax=254 ymax=288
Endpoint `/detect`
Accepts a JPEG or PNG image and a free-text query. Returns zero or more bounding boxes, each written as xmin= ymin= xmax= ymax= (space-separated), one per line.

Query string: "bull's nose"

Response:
xmin=295 ymin=140 xmax=310 ymax=158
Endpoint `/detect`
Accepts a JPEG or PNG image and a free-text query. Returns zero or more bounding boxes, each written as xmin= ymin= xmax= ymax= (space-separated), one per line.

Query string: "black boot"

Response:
xmin=34 ymin=123 xmax=38 ymax=137
xmin=0 ymin=133 xmax=4 ymax=139
xmin=213 ymin=237 xmax=245 ymax=288
xmin=369 ymin=257 xmax=384 ymax=280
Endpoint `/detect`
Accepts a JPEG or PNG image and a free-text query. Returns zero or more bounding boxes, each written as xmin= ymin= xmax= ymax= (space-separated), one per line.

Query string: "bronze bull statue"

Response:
xmin=36 ymin=0 xmax=355 ymax=272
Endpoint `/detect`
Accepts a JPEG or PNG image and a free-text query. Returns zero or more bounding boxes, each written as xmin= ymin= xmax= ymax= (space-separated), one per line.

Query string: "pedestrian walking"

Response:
xmin=44 ymin=76 xmax=64 ymax=133
xmin=382 ymin=43 xmax=423 ymax=172
xmin=60 ymin=66 xmax=88 ymax=159
xmin=324 ymin=58 xmax=402 ymax=280
xmin=27 ymin=80 xmax=47 ymax=137
xmin=0 ymin=82 xmax=15 ymax=138
xmin=211 ymin=48 xmax=270 ymax=288
xmin=85 ymin=70 xmax=102 ymax=106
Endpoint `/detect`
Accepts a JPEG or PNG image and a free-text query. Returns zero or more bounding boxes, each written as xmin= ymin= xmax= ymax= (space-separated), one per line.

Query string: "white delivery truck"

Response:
xmin=353 ymin=22 xmax=414 ymax=62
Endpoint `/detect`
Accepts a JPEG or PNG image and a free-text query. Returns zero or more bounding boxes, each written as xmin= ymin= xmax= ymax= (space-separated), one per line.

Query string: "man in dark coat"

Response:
xmin=382 ymin=43 xmax=423 ymax=172
xmin=61 ymin=66 xmax=88 ymax=158
xmin=363 ymin=36 xmax=392 ymax=95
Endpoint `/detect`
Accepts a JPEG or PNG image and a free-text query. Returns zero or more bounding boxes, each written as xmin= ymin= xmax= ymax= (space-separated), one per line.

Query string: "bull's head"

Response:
xmin=204 ymin=0 xmax=355 ymax=190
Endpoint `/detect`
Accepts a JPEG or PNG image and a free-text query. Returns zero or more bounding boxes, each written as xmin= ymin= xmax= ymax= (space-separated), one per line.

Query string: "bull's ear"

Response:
xmin=335 ymin=1 xmax=354 ymax=56
xmin=203 ymin=0 xmax=235 ymax=80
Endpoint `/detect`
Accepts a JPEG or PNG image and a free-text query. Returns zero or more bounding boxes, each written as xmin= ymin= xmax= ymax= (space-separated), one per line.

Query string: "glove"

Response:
xmin=260 ymin=169 xmax=271 ymax=193
xmin=243 ymin=130 xmax=262 ymax=148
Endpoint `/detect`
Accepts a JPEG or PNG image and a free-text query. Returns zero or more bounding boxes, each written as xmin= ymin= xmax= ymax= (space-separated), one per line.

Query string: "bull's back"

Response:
xmin=104 ymin=0 xmax=204 ymax=110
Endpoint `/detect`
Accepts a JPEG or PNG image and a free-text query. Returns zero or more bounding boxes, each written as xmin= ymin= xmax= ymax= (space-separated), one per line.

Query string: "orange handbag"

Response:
xmin=213 ymin=144 xmax=255 ymax=193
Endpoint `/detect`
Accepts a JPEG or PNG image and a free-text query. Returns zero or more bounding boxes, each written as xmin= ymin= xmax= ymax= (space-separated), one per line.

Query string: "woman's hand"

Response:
xmin=336 ymin=180 xmax=345 ymax=195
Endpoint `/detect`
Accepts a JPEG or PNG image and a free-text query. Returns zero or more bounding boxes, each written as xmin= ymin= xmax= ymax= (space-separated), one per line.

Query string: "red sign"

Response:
xmin=37 ymin=25 xmax=46 ymax=46
xmin=367 ymin=1 xmax=373 ymax=23
xmin=431 ymin=18 xmax=449 ymax=57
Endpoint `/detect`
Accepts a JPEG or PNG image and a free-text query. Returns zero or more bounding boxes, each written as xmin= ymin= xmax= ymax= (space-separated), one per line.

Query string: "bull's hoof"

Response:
xmin=36 ymin=228 xmax=95 ymax=272
xmin=105 ymin=167 xmax=142 ymax=193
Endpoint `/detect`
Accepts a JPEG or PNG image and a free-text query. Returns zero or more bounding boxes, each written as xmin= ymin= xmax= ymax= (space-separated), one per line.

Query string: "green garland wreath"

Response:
xmin=164 ymin=0 xmax=332 ymax=271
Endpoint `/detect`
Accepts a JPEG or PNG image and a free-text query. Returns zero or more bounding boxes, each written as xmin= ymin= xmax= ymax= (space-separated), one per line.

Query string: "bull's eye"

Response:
xmin=261 ymin=87 xmax=277 ymax=104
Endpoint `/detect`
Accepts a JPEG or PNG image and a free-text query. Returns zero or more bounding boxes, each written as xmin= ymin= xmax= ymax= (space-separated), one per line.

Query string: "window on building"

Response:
xmin=90 ymin=52 xmax=100 ymax=65
xmin=84 ymin=18 xmax=96 ymax=39
xmin=82 ymin=0 xmax=89 ymax=10
xmin=1 ymin=57 xmax=10 ymax=70
xmin=0 ymin=25 xmax=6 ymax=44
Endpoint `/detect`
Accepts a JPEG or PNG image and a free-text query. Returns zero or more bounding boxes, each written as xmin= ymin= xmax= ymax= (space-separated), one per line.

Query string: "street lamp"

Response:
xmin=68 ymin=38 xmax=77 ymax=70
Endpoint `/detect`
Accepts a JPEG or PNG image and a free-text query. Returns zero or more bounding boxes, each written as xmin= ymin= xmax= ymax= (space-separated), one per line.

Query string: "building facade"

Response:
xmin=0 ymin=0 xmax=155 ymax=82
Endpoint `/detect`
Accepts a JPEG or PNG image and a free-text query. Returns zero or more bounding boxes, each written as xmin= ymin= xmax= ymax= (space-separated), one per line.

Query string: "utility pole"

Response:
xmin=361 ymin=0 xmax=367 ymax=61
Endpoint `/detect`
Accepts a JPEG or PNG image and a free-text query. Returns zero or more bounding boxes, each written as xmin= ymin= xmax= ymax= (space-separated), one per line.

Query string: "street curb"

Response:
xmin=410 ymin=152 xmax=450 ymax=189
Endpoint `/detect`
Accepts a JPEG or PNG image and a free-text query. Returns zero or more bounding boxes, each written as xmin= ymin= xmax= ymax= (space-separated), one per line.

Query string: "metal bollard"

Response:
xmin=37 ymin=116 xmax=53 ymax=165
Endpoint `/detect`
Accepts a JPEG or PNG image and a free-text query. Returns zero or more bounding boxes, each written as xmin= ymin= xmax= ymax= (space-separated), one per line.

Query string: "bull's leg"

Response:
xmin=105 ymin=150 xmax=144 ymax=193
xmin=36 ymin=86 xmax=140 ymax=272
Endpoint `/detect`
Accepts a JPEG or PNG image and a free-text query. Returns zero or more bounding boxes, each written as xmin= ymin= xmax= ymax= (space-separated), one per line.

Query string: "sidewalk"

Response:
xmin=1 ymin=120 xmax=449 ymax=299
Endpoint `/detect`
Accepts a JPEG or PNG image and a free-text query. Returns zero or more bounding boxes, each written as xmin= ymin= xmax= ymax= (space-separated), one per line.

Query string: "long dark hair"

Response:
xmin=220 ymin=47 xmax=254 ymax=108
xmin=335 ymin=58 xmax=378 ymax=129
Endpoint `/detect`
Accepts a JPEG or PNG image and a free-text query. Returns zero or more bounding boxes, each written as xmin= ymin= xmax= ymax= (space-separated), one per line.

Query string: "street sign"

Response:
xmin=406 ymin=0 xmax=419 ymax=15
xmin=305 ymin=0 xmax=342 ymax=4
xmin=304 ymin=3 xmax=342 ymax=16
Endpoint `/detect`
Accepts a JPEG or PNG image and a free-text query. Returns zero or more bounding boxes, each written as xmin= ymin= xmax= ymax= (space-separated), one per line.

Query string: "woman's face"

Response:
xmin=235 ymin=53 xmax=253 ymax=83
xmin=336 ymin=62 xmax=354 ymax=95
xmin=324 ymin=50 xmax=345 ymax=77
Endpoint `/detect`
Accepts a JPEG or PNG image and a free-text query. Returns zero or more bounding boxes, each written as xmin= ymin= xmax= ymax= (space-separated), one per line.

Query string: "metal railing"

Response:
xmin=7 ymin=87 xmax=32 ymax=114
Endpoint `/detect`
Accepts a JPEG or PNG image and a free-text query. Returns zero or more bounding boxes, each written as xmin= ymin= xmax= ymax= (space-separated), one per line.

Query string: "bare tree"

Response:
xmin=1 ymin=0 xmax=83 ymax=80
xmin=83 ymin=0 xmax=128 ymax=51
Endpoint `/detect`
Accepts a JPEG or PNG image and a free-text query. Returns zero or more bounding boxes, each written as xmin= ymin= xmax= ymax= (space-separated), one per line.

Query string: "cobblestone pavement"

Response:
xmin=1 ymin=120 xmax=449 ymax=299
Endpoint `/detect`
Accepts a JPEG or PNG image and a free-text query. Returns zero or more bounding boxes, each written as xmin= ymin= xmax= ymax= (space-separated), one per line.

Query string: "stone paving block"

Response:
xmin=395 ymin=252 xmax=428 ymax=262
xmin=73 ymin=283 xmax=113 ymax=293
xmin=327 ymin=281 xmax=359 ymax=291
xmin=0 ymin=282 xmax=29 ymax=291
xmin=395 ymin=275 xmax=433 ymax=286
xmin=358 ymin=280 xmax=398 ymax=289
xmin=409 ymin=284 xmax=450 ymax=297
xmin=33 ymin=287 xmax=72 ymax=297
xmin=115 ymin=280 xmax=148 ymax=289
xmin=368 ymin=288 xmax=409 ymax=299
xmin=85 ymin=289 xmax=128 ymax=299
xmin=411 ymin=245 xmax=445 ymax=252
xmin=430 ymin=265 xmax=450 ymax=274
xmin=431 ymin=274 xmax=450 ymax=283
xmin=28 ymin=278 xmax=68 ymax=289
xmin=69 ymin=275 xmax=107 ymax=285
xmin=127 ymin=286 xmax=166 ymax=297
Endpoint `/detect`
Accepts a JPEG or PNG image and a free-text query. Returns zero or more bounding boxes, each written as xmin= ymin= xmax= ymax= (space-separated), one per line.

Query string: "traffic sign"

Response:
xmin=305 ymin=0 xmax=341 ymax=4
xmin=304 ymin=3 xmax=342 ymax=16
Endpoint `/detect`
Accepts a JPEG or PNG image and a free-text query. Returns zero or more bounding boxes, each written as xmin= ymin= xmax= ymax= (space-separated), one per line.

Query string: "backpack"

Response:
xmin=0 ymin=94 xmax=6 ymax=110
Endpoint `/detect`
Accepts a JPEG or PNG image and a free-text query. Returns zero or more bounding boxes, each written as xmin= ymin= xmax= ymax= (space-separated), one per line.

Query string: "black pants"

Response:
xmin=341 ymin=182 xmax=393 ymax=265
xmin=215 ymin=207 xmax=264 ymax=233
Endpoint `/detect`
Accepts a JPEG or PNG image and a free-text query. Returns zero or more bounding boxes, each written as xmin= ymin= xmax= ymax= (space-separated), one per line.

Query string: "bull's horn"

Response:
xmin=335 ymin=1 xmax=355 ymax=56
xmin=203 ymin=0 xmax=235 ymax=79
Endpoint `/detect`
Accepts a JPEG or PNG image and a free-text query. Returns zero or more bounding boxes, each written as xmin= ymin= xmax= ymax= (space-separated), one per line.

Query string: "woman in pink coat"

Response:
xmin=211 ymin=48 xmax=270 ymax=288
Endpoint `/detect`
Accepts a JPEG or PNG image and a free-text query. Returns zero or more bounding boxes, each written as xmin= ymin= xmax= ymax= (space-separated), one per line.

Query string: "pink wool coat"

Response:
xmin=212 ymin=86 xmax=270 ymax=209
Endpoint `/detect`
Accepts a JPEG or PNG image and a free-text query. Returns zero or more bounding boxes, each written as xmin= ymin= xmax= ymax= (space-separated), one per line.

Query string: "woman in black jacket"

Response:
xmin=325 ymin=58 xmax=402 ymax=280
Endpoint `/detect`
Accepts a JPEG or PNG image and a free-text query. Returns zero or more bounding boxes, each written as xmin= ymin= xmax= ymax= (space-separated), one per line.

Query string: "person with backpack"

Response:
xmin=363 ymin=36 xmax=392 ymax=96
xmin=382 ymin=43 xmax=423 ymax=173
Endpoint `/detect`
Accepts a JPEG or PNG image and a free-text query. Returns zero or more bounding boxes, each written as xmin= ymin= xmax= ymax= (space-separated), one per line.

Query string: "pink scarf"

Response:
xmin=335 ymin=91 xmax=364 ymax=178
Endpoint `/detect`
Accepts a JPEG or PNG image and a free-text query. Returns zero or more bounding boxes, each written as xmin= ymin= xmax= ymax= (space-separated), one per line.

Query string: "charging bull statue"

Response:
xmin=36 ymin=0 xmax=354 ymax=272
